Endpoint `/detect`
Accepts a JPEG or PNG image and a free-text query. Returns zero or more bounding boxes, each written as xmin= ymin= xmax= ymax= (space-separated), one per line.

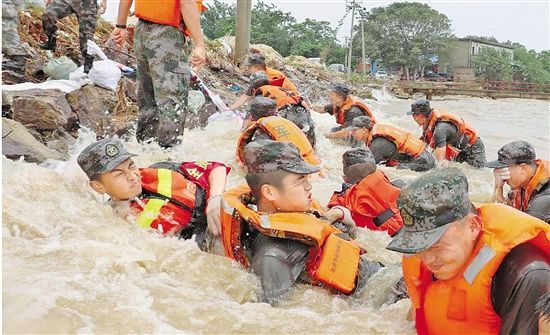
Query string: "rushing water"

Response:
xmin=3 ymin=91 xmax=549 ymax=334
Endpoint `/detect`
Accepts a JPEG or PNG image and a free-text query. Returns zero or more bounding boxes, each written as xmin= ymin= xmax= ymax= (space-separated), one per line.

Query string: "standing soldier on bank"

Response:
xmin=111 ymin=0 xmax=207 ymax=148
xmin=40 ymin=0 xmax=106 ymax=73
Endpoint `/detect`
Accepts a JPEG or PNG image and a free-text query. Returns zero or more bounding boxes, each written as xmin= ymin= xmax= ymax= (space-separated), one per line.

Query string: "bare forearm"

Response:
xmin=434 ymin=147 xmax=446 ymax=161
xmin=208 ymin=166 xmax=227 ymax=197
xmin=180 ymin=0 xmax=204 ymax=48
xmin=328 ymin=128 xmax=351 ymax=139
xmin=230 ymin=94 xmax=252 ymax=110
xmin=116 ymin=0 xmax=133 ymax=25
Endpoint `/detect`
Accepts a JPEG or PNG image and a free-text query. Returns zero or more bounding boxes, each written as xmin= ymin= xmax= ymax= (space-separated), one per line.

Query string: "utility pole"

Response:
xmin=346 ymin=0 xmax=357 ymax=80
xmin=361 ymin=19 xmax=366 ymax=74
xmin=235 ymin=0 xmax=252 ymax=64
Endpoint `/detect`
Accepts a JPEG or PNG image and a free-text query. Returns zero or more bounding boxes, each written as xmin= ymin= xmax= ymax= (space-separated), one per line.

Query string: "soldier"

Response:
xmin=2 ymin=0 xmax=29 ymax=72
xmin=488 ymin=140 xmax=550 ymax=223
xmin=327 ymin=148 xmax=404 ymax=236
xmin=349 ymin=116 xmax=435 ymax=172
xmin=408 ymin=99 xmax=486 ymax=167
xmin=77 ymin=138 xmax=230 ymax=248
xmin=40 ymin=0 xmax=106 ymax=73
xmin=312 ymin=84 xmax=376 ymax=140
xmin=220 ymin=140 xmax=398 ymax=304
xmin=387 ymin=168 xmax=549 ymax=334
xmin=234 ymin=72 xmax=317 ymax=148
xmin=111 ymin=0 xmax=206 ymax=148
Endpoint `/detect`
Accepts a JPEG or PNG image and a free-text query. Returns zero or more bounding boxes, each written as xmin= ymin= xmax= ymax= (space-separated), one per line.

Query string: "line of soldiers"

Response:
xmin=76 ymin=51 xmax=549 ymax=334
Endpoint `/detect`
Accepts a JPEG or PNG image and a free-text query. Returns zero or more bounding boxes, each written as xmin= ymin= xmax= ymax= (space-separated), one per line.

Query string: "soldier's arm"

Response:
xmin=229 ymin=94 xmax=253 ymax=111
xmin=432 ymin=122 xmax=456 ymax=161
xmin=112 ymin=0 xmax=133 ymax=46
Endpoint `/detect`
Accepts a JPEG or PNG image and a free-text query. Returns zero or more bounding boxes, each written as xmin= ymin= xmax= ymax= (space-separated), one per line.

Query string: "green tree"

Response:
xmin=290 ymin=19 xmax=336 ymax=59
xmin=201 ymin=0 xmax=236 ymax=40
xmin=355 ymin=3 xmax=454 ymax=76
xmin=513 ymin=47 xmax=550 ymax=83
xmin=471 ymin=47 xmax=513 ymax=81
xmin=250 ymin=2 xmax=296 ymax=57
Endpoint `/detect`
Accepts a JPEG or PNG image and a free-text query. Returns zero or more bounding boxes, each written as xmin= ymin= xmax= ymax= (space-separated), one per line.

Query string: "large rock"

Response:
xmin=2 ymin=118 xmax=64 ymax=162
xmin=66 ymin=85 xmax=117 ymax=137
xmin=12 ymin=89 xmax=72 ymax=130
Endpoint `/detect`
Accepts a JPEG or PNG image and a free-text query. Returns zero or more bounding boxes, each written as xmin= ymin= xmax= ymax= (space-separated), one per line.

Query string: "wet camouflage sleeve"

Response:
xmin=432 ymin=122 xmax=458 ymax=148
xmin=369 ymin=137 xmax=397 ymax=163
xmin=179 ymin=161 xmax=230 ymax=191
xmin=343 ymin=106 xmax=366 ymax=127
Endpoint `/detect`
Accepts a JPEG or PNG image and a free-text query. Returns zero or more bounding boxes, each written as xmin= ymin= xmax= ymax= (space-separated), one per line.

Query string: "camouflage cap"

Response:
xmin=486 ymin=140 xmax=536 ymax=168
xmin=249 ymin=70 xmax=270 ymax=91
xmin=246 ymin=53 xmax=266 ymax=66
xmin=343 ymin=147 xmax=376 ymax=169
xmin=407 ymin=98 xmax=432 ymax=115
xmin=348 ymin=115 xmax=374 ymax=130
xmin=247 ymin=96 xmax=277 ymax=120
xmin=244 ymin=139 xmax=320 ymax=174
xmin=386 ymin=167 xmax=472 ymax=254
xmin=77 ymin=138 xmax=137 ymax=179
xmin=329 ymin=83 xmax=350 ymax=97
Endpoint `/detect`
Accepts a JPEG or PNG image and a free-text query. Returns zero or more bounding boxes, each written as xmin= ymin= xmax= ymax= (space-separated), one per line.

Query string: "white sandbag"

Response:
xmin=43 ymin=55 xmax=78 ymax=80
xmin=86 ymin=39 xmax=108 ymax=60
xmin=1 ymin=79 xmax=82 ymax=93
xmin=87 ymin=60 xmax=122 ymax=91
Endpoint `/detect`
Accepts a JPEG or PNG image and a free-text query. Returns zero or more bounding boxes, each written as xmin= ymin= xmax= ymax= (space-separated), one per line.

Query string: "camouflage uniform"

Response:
xmin=243 ymin=140 xmax=388 ymax=303
xmin=133 ymin=20 xmax=190 ymax=148
xmin=487 ymin=140 xmax=550 ymax=223
xmin=2 ymin=0 xmax=27 ymax=57
xmin=77 ymin=138 xmax=137 ymax=179
xmin=41 ymin=0 xmax=98 ymax=70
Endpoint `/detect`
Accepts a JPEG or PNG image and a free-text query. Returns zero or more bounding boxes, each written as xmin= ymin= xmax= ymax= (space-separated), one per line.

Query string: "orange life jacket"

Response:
xmin=236 ymin=116 xmax=321 ymax=167
xmin=328 ymin=170 xmax=403 ymax=236
xmin=255 ymin=85 xmax=302 ymax=111
xmin=134 ymin=0 xmax=207 ymax=29
xmin=402 ymin=203 xmax=550 ymax=335
xmin=221 ymin=185 xmax=364 ymax=294
xmin=422 ymin=109 xmax=478 ymax=161
xmin=509 ymin=160 xmax=550 ymax=212
xmin=333 ymin=95 xmax=376 ymax=125
xmin=368 ymin=124 xmax=426 ymax=159
xmin=130 ymin=168 xmax=202 ymax=235
xmin=266 ymin=67 xmax=298 ymax=93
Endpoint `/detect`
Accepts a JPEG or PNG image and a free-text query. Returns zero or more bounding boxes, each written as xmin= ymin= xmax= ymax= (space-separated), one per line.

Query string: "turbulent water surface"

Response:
xmin=3 ymin=90 xmax=549 ymax=334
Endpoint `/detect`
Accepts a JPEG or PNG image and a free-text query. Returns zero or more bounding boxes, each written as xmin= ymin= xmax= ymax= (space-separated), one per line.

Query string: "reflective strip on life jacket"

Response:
xmin=236 ymin=116 xmax=321 ymax=167
xmin=402 ymin=203 xmax=550 ymax=335
xmin=136 ymin=168 xmax=172 ymax=228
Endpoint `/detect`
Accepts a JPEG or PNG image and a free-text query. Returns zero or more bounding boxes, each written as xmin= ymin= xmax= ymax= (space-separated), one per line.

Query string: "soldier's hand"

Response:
xmin=206 ymin=194 xmax=222 ymax=236
xmin=98 ymin=0 xmax=107 ymax=15
xmin=111 ymin=27 xmax=127 ymax=48
xmin=190 ymin=46 xmax=206 ymax=71
xmin=493 ymin=167 xmax=510 ymax=188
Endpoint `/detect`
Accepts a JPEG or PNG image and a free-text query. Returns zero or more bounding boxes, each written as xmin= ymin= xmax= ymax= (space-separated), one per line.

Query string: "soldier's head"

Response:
xmin=77 ymin=138 xmax=141 ymax=200
xmin=348 ymin=116 xmax=374 ymax=141
xmin=246 ymin=53 xmax=267 ymax=73
xmin=408 ymin=99 xmax=432 ymax=126
xmin=244 ymin=140 xmax=319 ymax=212
xmin=249 ymin=70 xmax=270 ymax=93
xmin=247 ymin=97 xmax=277 ymax=121
xmin=387 ymin=168 xmax=481 ymax=280
xmin=486 ymin=140 xmax=538 ymax=190
xmin=329 ymin=84 xmax=350 ymax=107
xmin=341 ymin=148 xmax=377 ymax=183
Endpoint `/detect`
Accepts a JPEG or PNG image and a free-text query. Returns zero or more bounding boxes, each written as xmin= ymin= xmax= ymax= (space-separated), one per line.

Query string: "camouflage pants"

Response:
xmin=2 ymin=0 xmax=26 ymax=56
xmin=42 ymin=0 xmax=97 ymax=61
xmin=134 ymin=20 xmax=190 ymax=148
xmin=456 ymin=137 xmax=487 ymax=168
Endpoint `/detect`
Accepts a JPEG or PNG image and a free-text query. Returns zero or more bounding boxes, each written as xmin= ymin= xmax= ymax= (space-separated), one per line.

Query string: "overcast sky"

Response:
xmin=103 ymin=0 xmax=549 ymax=52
